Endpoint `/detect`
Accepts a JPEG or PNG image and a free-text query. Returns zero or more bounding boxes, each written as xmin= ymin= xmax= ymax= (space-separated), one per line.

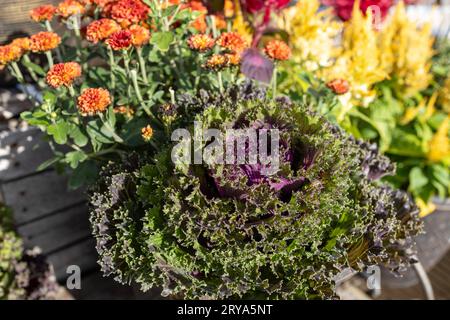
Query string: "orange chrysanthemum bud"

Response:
xmin=141 ymin=125 xmax=153 ymax=141
xmin=106 ymin=30 xmax=133 ymax=50
xmin=11 ymin=38 xmax=32 ymax=53
xmin=86 ymin=18 xmax=121 ymax=43
xmin=30 ymin=32 xmax=61 ymax=53
xmin=110 ymin=0 xmax=150 ymax=28
xmin=326 ymin=79 xmax=350 ymax=95
xmin=187 ymin=34 xmax=215 ymax=52
xmin=77 ymin=88 xmax=111 ymax=115
xmin=216 ymin=32 xmax=248 ymax=53
xmin=264 ymin=39 xmax=291 ymax=61
xmin=129 ymin=24 xmax=150 ymax=47
xmin=204 ymin=54 xmax=229 ymax=70
xmin=30 ymin=5 xmax=57 ymax=22
xmin=46 ymin=62 xmax=82 ymax=88
xmin=57 ymin=0 xmax=86 ymax=18
xmin=0 ymin=45 xmax=23 ymax=65
xmin=114 ymin=105 xmax=134 ymax=116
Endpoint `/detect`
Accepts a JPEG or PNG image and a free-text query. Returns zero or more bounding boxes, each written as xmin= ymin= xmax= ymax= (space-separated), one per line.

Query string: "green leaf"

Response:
xmin=409 ymin=167 xmax=429 ymax=193
xmin=151 ymin=31 xmax=174 ymax=52
xmin=47 ymin=121 xmax=69 ymax=144
xmin=107 ymin=106 xmax=116 ymax=128
xmin=69 ymin=125 xmax=88 ymax=147
xmin=21 ymin=59 xmax=46 ymax=76
xmin=36 ymin=156 xmax=63 ymax=171
xmin=68 ymin=160 xmax=98 ymax=190
xmin=65 ymin=151 xmax=88 ymax=169
xmin=20 ymin=110 xmax=50 ymax=126
xmin=43 ymin=91 xmax=57 ymax=105
xmin=86 ymin=120 xmax=114 ymax=144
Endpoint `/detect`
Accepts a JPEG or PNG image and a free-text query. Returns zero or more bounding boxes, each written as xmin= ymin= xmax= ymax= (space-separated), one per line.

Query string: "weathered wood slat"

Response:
xmin=47 ymin=237 xmax=98 ymax=281
xmin=0 ymin=1 xmax=59 ymax=42
xmin=17 ymin=203 xmax=91 ymax=255
xmin=70 ymin=271 xmax=136 ymax=300
xmin=1 ymin=170 xmax=85 ymax=225
xmin=0 ymin=128 xmax=53 ymax=182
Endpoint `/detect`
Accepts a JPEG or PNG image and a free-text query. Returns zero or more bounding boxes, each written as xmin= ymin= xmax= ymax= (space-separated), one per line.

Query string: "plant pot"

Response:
xmin=380 ymin=198 xmax=450 ymax=289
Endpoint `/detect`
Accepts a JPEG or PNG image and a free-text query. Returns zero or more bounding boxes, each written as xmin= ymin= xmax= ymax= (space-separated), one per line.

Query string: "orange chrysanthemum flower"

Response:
xmin=0 ymin=45 xmax=23 ymax=65
xmin=214 ymin=14 xmax=227 ymax=30
xmin=129 ymin=24 xmax=150 ymax=47
xmin=11 ymin=38 xmax=32 ymax=53
xmin=46 ymin=62 xmax=82 ymax=88
xmin=216 ymin=32 xmax=248 ymax=53
xmin=141 ymin=125 xmax=153 ymax=141
xmin=57 ymin=0 xmax=86 ymax=18
xmin=326 ymin=79 xmax=350 ymax=95
xmin=204 ymin=54 xmax=229 ymax=70
xmin=110 ymin=0 xmax=150 ymax=28
xmin=264 ymin=39 xmax=291 ymax=61
xmin=184 ymin=0 xmax=208 ymax=32
xmin=106 ymin=30 xmax=133 ymax=50
xmin=86 ymin=18 xmax=121 ymax=43
xmin=30 ymin=32 xmax=61 ymax=53
xmin=187 ymin=34 xmax=215 ymax=52
xmin=225 ymin=52 xmax=241 ymax=66
xmin=93 ymin=0 xmax=115 ymax=7
xmin=30 ymin=5 xmax=57 ymax=22
xmin=77 ymin=88 xmax=111 ymax=115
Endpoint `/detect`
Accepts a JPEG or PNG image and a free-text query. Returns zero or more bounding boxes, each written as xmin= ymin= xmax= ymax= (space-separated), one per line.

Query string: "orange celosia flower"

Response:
xmin=57 ymin=0 xmax=86 ymax=18
xmin=264 ymin=39 xmax=291 ymax=61
xmin=216 ymin=32 xmax=248 ymax=53
xmin=86 ymin=18 xmax=121 ymax=43
xmin=326 ymin=79 xmax=350 ymax=95
xmin=11 ymin=38 xmax=32 ymax=53
xmin=110 ymin=0 xmax=150 ymax=28
xmin=187 ymin=34 xmax=215 ymax=52
xmin=129 ymin=24 xmax=150 ymax=47
xmin=46 ymin=62 xmax=82 ymax=88
xmin=106 ymin=30 xmax=133 ymax=50
xmin=30 ymin=5 xmax=57 ymax=22
xmin=141 ymin=125 xmax=153 ymax=141
xmin=30 ymin=32 xmax=61 ymax=53
xmin=204 ymin=54 xmax=229 ymax=70
xmin=77 ymin=88 xmax=111 ymax=115
xmin=0 ymin=45 xmax=23 ymax=65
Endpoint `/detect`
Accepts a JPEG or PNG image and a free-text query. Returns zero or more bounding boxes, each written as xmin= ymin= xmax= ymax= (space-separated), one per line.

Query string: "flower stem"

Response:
xmin=68 ymin=85 xmax=76 ymax=97
xmin=272 ymin=64 xmax=277 ymax=100
xmin=218 ymin=72 xmax=224 ymax=93
xmin=107 ymin=47 xmax=116 ymax=95
xmin=22 ymin=54 xmax=39 ymax=84
xmin=136 ymin=47 xmax=148 ymax=84
xmin=45 ymin=51 xmax=54 ymax=68
xmin=99 ymin=112 xmax=124 ymax=143
xmin=130 ymin=69 xmax=144 ymax=103
xmin=44 ymin=20 xmax=53 ymax=32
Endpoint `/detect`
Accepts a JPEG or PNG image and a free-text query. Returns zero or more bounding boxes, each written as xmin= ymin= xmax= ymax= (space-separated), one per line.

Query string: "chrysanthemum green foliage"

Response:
xmin=89 ymin=89 xmax=422 ymax=299
xmin=0 ymin=204 xmax=58 ymax=300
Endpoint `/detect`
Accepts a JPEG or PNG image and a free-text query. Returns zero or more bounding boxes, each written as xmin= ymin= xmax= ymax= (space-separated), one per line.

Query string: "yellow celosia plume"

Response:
xmin=439 ymin=77 xmax=450 ymax=113
xmin=379 ymin=1 xmax=434 ymax=97
xmin=323 ymin=0 xmax=387 ymax=112
xmin=427 ymin=116 xmax=450 ymax=163
xmin=276 ymin=0 xmax=341 ymax=71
